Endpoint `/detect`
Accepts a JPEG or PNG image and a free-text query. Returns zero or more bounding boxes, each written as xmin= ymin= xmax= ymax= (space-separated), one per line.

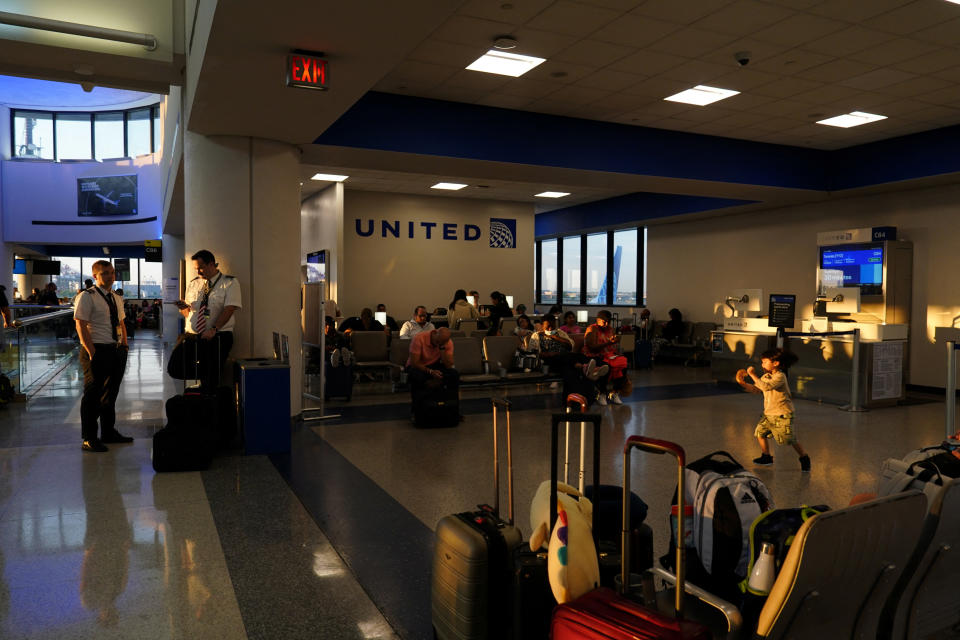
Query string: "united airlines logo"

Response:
xmin=489 ymin=218 xmax=516 ymax=249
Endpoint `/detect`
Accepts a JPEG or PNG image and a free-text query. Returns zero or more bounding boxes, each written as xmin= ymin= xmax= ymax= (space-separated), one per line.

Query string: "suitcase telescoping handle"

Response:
xmin=622 ymin=436 xmax=688 ymax=617
xmin=565 ymin=393 xmax=588 ymax=493
xmin=491 ymin=398 xmax=514 ymax=525
xmin=550 ymin=411 xmax=602 ymax=549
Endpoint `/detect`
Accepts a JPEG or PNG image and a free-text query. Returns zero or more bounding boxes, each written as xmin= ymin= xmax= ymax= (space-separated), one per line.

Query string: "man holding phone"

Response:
xmin=175 ymin=250 xmax=241 ymax=388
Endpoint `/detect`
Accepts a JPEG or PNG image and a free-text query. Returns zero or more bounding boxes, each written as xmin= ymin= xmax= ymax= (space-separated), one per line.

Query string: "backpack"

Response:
xmin=661 ymin=451 xmax=775 ymax=600
xmin=740 ymin=505 xmax=830 ymax=595
xmin=878 ymin=439 xmax=960 ymax=509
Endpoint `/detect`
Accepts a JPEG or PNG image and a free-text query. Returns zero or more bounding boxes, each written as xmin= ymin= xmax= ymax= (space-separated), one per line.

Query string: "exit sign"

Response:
xmin=287 ymin=52 xmax=328 ymax=90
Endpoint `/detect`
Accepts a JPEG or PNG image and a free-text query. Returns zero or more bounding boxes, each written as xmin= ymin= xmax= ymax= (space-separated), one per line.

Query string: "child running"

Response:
xmin=736 ymin=348 xmax=810 ymax=471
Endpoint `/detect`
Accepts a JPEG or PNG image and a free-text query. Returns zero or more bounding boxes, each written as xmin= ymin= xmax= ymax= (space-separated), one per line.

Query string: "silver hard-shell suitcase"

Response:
xmin=432 ymin=398 xmax=522 ymax=640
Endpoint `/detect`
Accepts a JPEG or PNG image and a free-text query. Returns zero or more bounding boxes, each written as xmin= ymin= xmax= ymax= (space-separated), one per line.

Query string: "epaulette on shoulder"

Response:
xmin=83 ymin=288 xmax=94 ymax=294
xmin=223 ymin=274 xmax=235 ymax=279
xmin=190 ymin=276 xmax=201 ymax=282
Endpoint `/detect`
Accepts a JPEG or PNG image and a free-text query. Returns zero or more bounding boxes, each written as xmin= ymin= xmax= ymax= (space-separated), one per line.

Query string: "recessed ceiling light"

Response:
xmin=535 ymin=191 xmax=570 ymax=198
xmin=664 ymin=85 xmax=740 ymax=106
xmin=466 ymin=50 xmax=546 ymax=77
xmin=944 ymin=0 xmax=960 ymax=4
xmin=311 ymin=173 xmax=349 ymax=181
xmin=816 ymin=111 xmax=887 ymax=128
xmin=431 ymin=182 xmax=467 ymax=190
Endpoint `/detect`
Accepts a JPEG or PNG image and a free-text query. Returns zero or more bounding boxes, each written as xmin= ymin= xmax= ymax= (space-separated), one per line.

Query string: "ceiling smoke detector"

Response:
xmin=493 ymin=35 xmax=518 ymax=50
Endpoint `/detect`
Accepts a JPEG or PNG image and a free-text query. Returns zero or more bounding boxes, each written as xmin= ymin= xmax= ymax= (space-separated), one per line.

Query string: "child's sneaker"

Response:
xmin=753 ymin=453 xmax=774 ymax=465
xmin=595 ymin=392 xmax=608 ymax=406
xmin=330 ymin=349 xmax=340 ymax=368
xmin=341 ymin=348 xmax=353 ymax=366
xmin=799 ymin=455 xmax=811 ymax=472
xmin=608 ymin=392 xmax=623 ymax=405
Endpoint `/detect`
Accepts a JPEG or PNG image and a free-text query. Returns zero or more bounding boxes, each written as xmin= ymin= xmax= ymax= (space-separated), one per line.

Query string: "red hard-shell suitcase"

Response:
xmin=551 ymin=587 xmax=710 ymax=640
xmin=551 ymin=436 xmax=713 ymax=640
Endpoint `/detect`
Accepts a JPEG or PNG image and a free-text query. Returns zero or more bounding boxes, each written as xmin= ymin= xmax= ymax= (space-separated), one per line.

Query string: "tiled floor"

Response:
xmin=0 ymin=336 xmax=953 ymax=639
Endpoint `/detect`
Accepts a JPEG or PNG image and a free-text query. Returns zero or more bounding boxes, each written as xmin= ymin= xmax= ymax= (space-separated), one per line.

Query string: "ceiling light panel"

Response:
xmin=535 ymin=191 xmax=570 ymax=198
xmin=311 ymin=173 xmax=349 ymax=181
xmin=816 ymin=111 xmax=887 ymax=128
xmin=431 ymin=182 xmax=468 ymax=190
xmin=466 ymin=50 xmax=546 ymax=78
xmin=664 ymin=85 xmax=740 ymax=106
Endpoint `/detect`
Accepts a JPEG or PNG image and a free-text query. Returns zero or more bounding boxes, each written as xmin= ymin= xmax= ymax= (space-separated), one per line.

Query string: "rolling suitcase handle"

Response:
xmin=623 ymin=436 xmax=687 ymax=616
xmin=491 ymin=398 xmax=514 ymax=525
xmin=564 ymin=394 xmax=588 ymax=494
xmin=550 ymin=411 xmax=602 ymax=549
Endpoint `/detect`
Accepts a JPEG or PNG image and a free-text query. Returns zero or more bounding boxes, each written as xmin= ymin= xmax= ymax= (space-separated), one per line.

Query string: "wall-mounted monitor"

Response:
xmin=819 ymin=242 xmax=883 ymax=296
xmin=13 ymin=258 xmax=26 ymax=275
xmin=305 ymin=250 xmax=326 ymax=284
xmin=31 ymin=260 xmax=61 ymax=275
xmin=77 ymin=175 xmax=138 ymax=216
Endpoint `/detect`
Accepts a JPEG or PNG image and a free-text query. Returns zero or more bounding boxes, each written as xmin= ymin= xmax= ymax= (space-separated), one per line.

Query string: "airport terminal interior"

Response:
xmin=2 ymin=1 xmax=960 ymax=638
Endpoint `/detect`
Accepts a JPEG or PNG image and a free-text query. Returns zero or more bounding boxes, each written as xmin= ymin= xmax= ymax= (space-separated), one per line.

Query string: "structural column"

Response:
xmin=184 ymin=132 xmax=302 ymax=414
xmin=161 ymin=233 xmax=184 ymax=343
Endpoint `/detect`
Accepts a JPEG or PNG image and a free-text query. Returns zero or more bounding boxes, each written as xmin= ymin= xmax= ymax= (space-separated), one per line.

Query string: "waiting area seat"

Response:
xmin=350 ymin=331 xmax=398 ymax=380
xmin=451 ymin=337 xmax=498 ymax=384
xmin=482 ymin=336 xmax=541 ymax=381
xmin=755 ymin=490 xmax=928 ymax=639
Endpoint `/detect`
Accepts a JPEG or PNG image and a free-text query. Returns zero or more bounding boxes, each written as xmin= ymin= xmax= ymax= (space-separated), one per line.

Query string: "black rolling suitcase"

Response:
xmin=153 ymin=391 xmax=219 ymax=472
xmin=324 ymin=361 xmax=353 ymax=401
xmin=634 ymin=339 xmax=653 ymax=369
xmin=432 ymin=398 xmax=522 ymax=640
xmin=414 ymin=377 xmax=459 ymax=428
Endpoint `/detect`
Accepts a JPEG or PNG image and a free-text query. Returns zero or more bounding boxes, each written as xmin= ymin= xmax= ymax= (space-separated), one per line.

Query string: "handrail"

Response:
xmin=15 ymin=308 xmax=74 ymax=327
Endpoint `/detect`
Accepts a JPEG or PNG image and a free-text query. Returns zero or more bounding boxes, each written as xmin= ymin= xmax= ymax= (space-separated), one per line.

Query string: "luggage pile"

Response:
xmin=153 ymin=334 xmax=237 ymax=473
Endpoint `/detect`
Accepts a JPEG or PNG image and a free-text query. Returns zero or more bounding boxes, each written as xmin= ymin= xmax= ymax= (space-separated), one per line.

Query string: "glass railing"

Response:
xmin=1 ymin=306 xmax=78 ymax=395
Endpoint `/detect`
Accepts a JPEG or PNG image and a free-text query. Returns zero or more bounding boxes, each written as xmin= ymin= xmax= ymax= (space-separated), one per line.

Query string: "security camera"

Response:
xmin=734 ymin=51 xmax=751 ymax=67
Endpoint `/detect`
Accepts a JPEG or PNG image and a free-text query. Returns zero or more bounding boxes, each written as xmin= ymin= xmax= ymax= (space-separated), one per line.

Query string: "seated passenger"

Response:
xmin=400 ymin=306 xmax=435 ymax=339
xmin=448 ymin=289 xmax=479 ymax=329
xmin=406 ymin=327 xmax=458 ymax=406
xmin=528 ymin=314 xmax=607 ymax=405
xmin=376 ymin=303 xmax=399 ymax=332
xmin=339 ymin=307 xmax=384 ymax=335
xmin=486 ymin=291 xmax=513 ymax=336
xmin=583 ymin=310 xmax=629 ymax=405
xmin=561 ymin=311 xmax=583 ymax=335
xmin=514 ymin=314 xmax=534 ymax=349
xmin=662 ymin=308 xmax=685 ymax=342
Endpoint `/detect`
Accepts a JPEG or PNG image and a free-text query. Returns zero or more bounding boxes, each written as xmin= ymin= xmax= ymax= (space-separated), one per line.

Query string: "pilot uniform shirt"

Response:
xmin=74 ymin=287 xmax=126 ymax=344
xmin=184 ymin=273 xmax=242 ymax=334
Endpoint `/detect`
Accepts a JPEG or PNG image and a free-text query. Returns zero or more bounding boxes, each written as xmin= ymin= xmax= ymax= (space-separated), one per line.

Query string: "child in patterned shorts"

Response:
xmin=736 ymin=347 xmax=810 ymax=472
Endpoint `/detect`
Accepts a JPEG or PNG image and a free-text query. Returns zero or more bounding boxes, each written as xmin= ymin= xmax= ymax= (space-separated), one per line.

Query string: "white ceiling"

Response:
xmin=372 ymin=0 xmax=960 ymax=151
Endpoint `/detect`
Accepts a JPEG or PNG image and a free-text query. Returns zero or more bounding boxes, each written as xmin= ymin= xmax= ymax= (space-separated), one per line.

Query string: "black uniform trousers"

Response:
xmin=79 ymin=343 xmax=128 ymax=441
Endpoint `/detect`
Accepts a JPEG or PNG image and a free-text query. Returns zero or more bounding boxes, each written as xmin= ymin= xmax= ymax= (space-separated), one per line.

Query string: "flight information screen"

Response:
xmin=819 ymin=243 xmax=883 ymax=295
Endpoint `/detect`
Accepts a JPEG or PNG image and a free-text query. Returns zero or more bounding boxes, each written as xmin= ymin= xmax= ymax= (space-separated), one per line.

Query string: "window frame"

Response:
xmin=11 ymin=104 xmax=162 ymax=160
xmin=536 ymin=226 xmax=644 ymax=307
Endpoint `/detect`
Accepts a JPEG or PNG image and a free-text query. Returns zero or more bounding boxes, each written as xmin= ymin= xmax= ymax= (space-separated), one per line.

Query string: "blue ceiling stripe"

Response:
xmin=316 ymin=92 xmax=829 ymax=190
xmin=535 ymin=192 xmax=758 ymax=237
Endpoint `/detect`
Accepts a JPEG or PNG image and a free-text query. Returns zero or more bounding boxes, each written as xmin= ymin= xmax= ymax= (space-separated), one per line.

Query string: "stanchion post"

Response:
xmin=947 ymin=341 xmax=957 ymax=438
xmin=302 ymin=287 xmax=340 ymax=422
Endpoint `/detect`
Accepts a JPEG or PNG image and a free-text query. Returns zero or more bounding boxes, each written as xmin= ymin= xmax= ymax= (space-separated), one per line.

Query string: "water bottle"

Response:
xmin=747 ymin=542 xmax=777 ymax=595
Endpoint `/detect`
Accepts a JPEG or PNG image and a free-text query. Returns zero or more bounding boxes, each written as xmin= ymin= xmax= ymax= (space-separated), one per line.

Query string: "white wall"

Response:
xmin=339 ymin=191 xmax=534 ymax=320
xmin=300 ymin=183 xmax=343 ymax=309
xmin=1 ymin=157 xmax=162 ymax=243
xmin=647 ymin=183 xmax=960 ymax=388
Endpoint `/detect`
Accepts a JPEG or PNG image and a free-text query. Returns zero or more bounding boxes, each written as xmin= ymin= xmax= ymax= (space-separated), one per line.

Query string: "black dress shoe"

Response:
xmin=101 ymin=432 xmax=134 ymax=444
xmin=82 ymin=439 xmax=109 ymax=453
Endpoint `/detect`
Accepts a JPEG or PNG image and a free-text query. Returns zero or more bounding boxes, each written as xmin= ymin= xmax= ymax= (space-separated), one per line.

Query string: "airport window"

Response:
xmin=586 ymin=232 xmax=607 ymax=305
xmin=12 ymin=111 xmax=54 ymax=159
xmin=562 ymin=235 xmax=581 ymax=305
xmin=153 ymin=106 xmax=161 ymax=153
xmin=55 ymin=113 xmax=93 ymax=160
xmin=539 ymin=238 xmax=558 ymax=304
xmin=94 ymin=112 xmax=125 ymax=160
xmin=126 ymin=108 xmax=152 ymax=157
xmin=11 ymin=105 xmax=160 ymax=160
xmin=49 ymin=257 xmax=160 ymax=300
xmin=536 ymin=226 xmax=644 ymax=307
xmin=613 ymin=228 xmax=638 ymax=306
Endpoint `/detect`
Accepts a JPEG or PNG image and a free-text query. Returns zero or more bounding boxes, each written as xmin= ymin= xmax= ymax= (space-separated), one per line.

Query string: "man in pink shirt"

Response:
xmin=406 ymin=328 xmax=459 ymax=421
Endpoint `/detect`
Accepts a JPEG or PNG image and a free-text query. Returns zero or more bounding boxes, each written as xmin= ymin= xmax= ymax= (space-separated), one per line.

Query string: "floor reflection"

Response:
xmin=80 ymin=456 xmax=131 ymax=627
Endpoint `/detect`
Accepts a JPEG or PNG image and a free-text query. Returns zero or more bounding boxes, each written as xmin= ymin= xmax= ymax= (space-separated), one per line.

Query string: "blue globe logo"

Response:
xmin=489 ymin=220 xmax=515 ymax=248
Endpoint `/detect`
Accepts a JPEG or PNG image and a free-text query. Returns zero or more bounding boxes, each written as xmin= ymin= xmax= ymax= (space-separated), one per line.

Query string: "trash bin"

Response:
xmin=236 ymin=358 xmax=291 ymax=455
